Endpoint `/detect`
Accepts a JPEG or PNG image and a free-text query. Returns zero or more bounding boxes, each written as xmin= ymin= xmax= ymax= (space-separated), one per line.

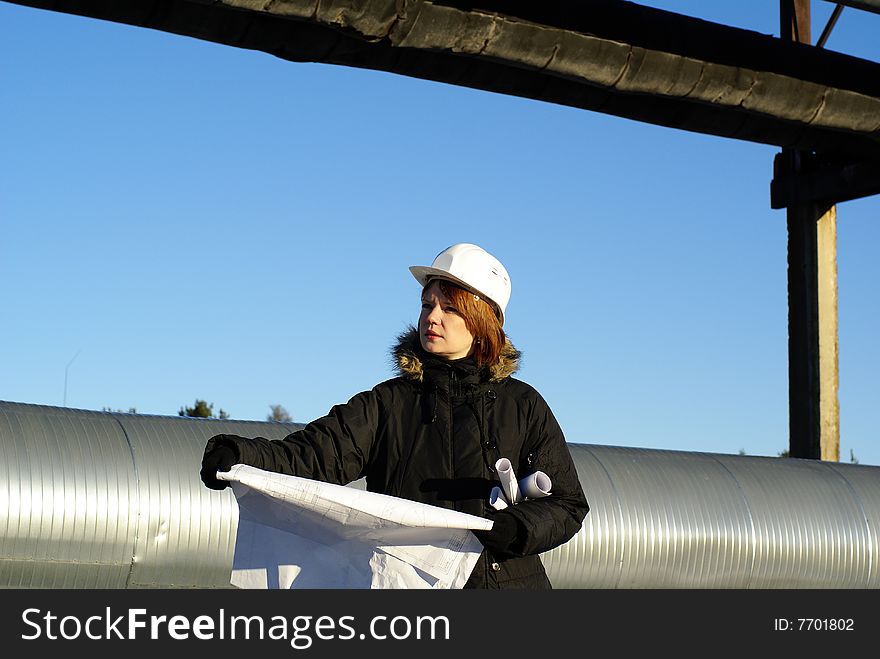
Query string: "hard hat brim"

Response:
xmin=409 ymin=265 xmax=505 ymax=324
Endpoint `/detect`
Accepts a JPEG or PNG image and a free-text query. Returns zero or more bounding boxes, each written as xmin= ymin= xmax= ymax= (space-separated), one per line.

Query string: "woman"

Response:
xmin=200 ymin=243 xmax=589 ymax=588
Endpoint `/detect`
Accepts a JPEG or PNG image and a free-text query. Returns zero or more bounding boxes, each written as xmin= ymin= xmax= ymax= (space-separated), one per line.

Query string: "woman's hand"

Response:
xmin=472 ymin=510 xmax=524 ymax=557
xmin=199 ymin=442 xmax=238 ymax=490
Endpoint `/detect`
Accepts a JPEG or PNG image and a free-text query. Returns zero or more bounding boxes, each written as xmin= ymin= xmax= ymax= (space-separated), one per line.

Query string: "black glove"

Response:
xmin=472 ymin=510 xmax=524 ymax=557
xmin=200 ymin=443 xmax=238 ymax=490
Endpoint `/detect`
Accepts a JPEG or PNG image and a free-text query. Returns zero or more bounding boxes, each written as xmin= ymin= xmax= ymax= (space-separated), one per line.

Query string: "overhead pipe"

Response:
xmin=1 ymin=400 xmax=878 ymax=588
xmin=821 ymin=0 xmax=880 ymax=16
xmin=5 ymin=0 xmax=880 ymax=161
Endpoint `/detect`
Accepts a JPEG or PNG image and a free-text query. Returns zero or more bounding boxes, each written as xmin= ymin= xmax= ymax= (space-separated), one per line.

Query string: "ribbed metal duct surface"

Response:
xmin=2 ymin=400 xmax=878 ymax=588
xmin=0 ymin=401 xmax=300 ymax=588
xmin=545 ymin=445 xmax=879 ymax=588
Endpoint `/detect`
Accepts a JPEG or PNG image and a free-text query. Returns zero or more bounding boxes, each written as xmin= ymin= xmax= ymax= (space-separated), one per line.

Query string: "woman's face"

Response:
xmin=419 ymin=281 xmax=474 ymax=360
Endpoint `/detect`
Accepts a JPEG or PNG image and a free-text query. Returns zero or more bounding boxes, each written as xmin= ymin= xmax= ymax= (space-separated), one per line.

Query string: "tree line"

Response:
xmin=102 ymin=400 xmax=293 ymax=423
xmin=102 ymin=403 xmax=860 ymax=461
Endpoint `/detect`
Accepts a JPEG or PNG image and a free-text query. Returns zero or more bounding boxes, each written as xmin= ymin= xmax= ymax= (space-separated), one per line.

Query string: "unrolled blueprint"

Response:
xmin=217 ymin=465 xmax=493 ymax=589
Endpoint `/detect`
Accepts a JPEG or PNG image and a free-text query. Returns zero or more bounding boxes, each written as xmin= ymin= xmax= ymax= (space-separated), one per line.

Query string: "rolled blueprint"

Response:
xmin=494 ymin=457 xmax=522 ymax=504
xmin=518 ymin=470 xmax=552 ymax=499
xmin=488 ymin=486 xmax=509 ymax=510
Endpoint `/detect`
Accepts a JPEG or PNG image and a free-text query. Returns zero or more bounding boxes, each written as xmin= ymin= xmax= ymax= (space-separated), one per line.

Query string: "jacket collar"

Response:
xmin=391 ymin=326 xmax=520 ymax=384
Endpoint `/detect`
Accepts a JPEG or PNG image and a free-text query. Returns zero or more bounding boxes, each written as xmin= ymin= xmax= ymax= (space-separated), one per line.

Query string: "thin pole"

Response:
xmin=63 ymin=349 xmax=81 ymax=407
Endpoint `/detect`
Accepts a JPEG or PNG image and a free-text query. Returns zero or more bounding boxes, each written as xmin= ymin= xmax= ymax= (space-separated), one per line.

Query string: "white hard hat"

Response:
xmin=409 ymin=243 xmax=511 ymax=324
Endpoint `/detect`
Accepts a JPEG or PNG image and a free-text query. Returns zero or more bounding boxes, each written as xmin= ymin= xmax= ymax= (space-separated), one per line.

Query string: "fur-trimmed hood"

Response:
xmin=391 ymin=326 xmax=520 ymax=383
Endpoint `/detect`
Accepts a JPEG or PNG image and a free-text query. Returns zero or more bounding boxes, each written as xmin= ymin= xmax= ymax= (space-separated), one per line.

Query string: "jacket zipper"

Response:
xmin=448 ymin=368 xmax=457 ymax=491
xmin=448 ymin=367 xmax=488 ymax=584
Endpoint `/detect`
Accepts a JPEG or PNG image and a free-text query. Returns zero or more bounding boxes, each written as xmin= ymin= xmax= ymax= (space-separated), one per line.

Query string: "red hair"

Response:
xmin=431 ymin=279 xmax=506 ymax=367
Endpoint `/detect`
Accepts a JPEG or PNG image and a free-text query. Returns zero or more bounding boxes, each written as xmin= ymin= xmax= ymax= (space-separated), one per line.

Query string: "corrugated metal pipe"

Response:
xmin=1 ymin=400 xmax=877 ymax=588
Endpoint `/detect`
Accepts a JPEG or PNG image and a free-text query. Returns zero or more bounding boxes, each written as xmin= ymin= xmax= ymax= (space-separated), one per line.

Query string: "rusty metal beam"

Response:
xmin=771 ymin=155 xmax=880 ymax=208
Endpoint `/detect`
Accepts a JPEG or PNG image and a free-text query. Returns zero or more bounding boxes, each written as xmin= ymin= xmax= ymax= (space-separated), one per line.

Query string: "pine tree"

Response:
xmin=267 ymin=404 xmax=292 ymax=423
xmin=179 ymin=399 xmax=229 ymax=419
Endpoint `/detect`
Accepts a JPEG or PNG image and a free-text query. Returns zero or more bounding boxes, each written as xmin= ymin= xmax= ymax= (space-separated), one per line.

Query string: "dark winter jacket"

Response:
xmin=205 ymin=327 xmax=589 ymax=589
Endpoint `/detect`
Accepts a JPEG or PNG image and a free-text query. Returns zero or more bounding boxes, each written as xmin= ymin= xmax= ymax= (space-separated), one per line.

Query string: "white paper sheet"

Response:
xmin=218 ymin=464 xmax=492 ymax=589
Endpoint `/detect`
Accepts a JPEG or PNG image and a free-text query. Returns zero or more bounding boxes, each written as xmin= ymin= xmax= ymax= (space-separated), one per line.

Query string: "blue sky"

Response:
xmin=2 ymin=1 xmax=878 ymax=465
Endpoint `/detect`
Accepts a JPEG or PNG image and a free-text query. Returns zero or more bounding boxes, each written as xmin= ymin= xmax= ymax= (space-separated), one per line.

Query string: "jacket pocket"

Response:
xmin=494 ymin=555 xmax=552 ymax=590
